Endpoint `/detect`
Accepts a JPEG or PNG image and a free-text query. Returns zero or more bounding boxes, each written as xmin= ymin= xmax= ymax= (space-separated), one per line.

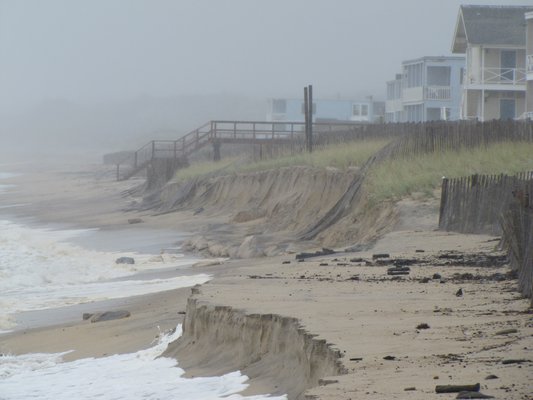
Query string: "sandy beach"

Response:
xmin=1 ymin=161 xmax=532 ymax=399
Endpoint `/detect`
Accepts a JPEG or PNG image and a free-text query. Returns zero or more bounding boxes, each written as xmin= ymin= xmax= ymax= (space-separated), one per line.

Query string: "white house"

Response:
xmin=452 ymin=5 xmax=533 ymax=120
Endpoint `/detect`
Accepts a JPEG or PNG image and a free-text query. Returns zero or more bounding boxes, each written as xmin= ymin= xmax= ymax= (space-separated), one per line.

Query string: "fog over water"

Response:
xmin=0 ymin=0 xmax=528 ymax=157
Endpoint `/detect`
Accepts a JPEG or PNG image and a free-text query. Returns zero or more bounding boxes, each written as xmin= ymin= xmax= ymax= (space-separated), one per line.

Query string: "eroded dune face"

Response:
xmin=164 ymin=298 xmax=346 ymax=400
xmin=158 ymin=165 xmax=395 ymax=255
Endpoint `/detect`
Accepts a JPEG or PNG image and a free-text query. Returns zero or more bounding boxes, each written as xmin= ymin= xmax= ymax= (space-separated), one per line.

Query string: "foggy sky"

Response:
xmin=1 ymin=0 xmax=529 ymax=114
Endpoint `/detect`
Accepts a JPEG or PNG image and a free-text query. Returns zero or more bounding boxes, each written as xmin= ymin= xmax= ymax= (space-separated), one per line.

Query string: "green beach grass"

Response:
xmin=173 ymin=139 xmax=390 ymax=182
xmin=237 ymin=140 xmax=390 ymax=173
xmin=365 ymin=141 xmax=533 ymax=203
xmin=174 ymin=139 xmax=533 ymax=205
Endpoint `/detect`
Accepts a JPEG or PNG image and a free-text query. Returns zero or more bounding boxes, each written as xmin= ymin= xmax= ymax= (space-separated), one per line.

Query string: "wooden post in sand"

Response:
xmin=308 ymin=85 xmax=313 ymax=153
xmin=304 ymin=86 xmax=309 ymax=152
xmin=304 ymin=85 xmax=313 ymax=153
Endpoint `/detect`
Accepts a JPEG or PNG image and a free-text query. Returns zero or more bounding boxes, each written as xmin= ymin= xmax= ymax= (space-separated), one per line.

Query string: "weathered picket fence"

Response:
xmin=439 ymin=173 xmax=533 ymax=304
xmin=439 ymin=172 xmax=533 ymax=235
xmin=501 ymin=180 xmax=533 ymax=304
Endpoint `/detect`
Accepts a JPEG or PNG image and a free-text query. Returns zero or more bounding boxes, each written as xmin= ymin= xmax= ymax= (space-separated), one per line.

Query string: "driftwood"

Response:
xmin=501 ymin=359 xmax=529 ymax=365
xmin=435 ymin=383 xmax=480 ymax=393
xmin=295 ymin=248 xmax=335 ymax=260
xmin=387 ymin=270 xmax=410 ymax=276
xmin=494 ymin=328 xmax=518 ymax=336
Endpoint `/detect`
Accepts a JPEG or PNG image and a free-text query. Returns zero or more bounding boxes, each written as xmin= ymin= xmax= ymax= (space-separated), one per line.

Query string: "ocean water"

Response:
xmin=0 ymin=219 xmax=210 ymax=331
xmin=0 ymin=325 xmax=286 ymax=400
xmin=0 ymin=171 xmax=286 ymax=399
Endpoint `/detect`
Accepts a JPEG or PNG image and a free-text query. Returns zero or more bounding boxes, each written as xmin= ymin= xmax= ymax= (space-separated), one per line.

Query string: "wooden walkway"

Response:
xmin=116 ymin=120 xmax=363 ymax=180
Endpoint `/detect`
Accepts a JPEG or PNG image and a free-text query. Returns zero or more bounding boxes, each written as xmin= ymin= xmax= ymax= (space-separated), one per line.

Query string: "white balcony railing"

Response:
xmin=483 ymin=67 xmax=526 ymax=85
xmin=527 ymin=55 xmax=533 ymax=73
xmin=523 ymin=111 xmax=533 ymax=120
xmin=425 ymin=86 xmax=451 ymax=100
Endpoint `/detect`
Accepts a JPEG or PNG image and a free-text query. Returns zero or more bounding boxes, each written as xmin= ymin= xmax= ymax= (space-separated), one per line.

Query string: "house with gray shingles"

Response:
xmin=385 ymin=56 xmax=464 ymax=123
xmin=452 ymin=5 xmax=533 ymax=120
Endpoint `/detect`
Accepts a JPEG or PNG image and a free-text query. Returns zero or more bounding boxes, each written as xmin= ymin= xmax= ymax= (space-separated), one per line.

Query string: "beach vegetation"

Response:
xmin=174 ymin=139 xmax=533 ymax=205
xmin=365 ymin=141 xmax=533 ymax=203
xmin=173 ymin=139 xmax=390 ymax=182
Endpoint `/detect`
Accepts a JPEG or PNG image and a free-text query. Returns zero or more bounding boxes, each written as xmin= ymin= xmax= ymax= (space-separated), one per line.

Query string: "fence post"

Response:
xmin=308 ymin=85 xmax=313 ymax=153
xmin=439 ymin=177 xmax=449 ymax=229
xmin=304 ymin=86 xmax=309 ymax=152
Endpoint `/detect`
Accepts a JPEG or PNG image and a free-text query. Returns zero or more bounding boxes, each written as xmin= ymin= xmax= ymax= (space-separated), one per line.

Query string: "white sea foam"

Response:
xmin=0 ymin=325 xmax=287 ymax=400
xmin=0 ymin=219 xmax=210 ymax=330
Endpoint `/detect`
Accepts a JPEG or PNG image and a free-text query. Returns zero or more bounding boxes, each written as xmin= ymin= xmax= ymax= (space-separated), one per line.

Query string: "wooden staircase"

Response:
xmin=115 ymin=120 xmax=362 ymax=180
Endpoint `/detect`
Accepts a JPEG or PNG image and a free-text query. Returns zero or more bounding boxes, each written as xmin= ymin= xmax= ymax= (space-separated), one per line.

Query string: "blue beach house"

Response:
xmin=385 ymin=56 xmax=465 ymax=122
xmin=267 ymin=98 xmax=383 ymax=123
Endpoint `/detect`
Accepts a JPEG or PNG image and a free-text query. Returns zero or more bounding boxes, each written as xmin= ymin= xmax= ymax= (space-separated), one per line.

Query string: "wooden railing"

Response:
xmin=115 ymin=120 xmax=368 ymax=179
xmin=483 ymin=67 xmax=526 ymax=85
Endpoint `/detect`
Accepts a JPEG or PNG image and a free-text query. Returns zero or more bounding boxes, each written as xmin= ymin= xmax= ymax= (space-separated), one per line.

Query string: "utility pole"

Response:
xmin=303 ymin=84 xmax=313 ymax=153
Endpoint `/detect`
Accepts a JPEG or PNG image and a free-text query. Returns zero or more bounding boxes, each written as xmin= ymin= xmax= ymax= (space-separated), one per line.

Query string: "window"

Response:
xmin=387 ymin=83 xmax=394 ymax=100
xmin=405 ymin=104 xmax=423 ymax=122
xmin=426 ymin=107 xmax=450 ymax=121
xmin=271 ymin=99 xmax=286 ymax=114
xmin=501 ymin=50 xmax=517 ymax=81
xmin=500 ymin=99 xmax=516 ymax=120
xmin=405 ymin=63 xmax=423 ymax=88
xmin=427 ymin=66 xmax=451 ymax=86
xmin=426 ymin=108 xmax=441 ymax=121
xmin=353 ymin=104 xmax=370 ymax=118
xmin=460 ymin=67 xmax=464 ymax=85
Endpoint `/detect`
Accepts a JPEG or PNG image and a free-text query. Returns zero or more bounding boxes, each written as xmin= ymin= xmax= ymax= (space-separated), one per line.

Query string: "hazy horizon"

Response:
xmin=0 ymin=0 xmax=529 ymax=154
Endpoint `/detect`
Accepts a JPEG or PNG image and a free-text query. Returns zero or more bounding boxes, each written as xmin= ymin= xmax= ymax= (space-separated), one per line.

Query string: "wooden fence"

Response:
xmin=384 ymin=119 xmax=533 ymax=159
xmin=501 ymin=180 xmax=533 ymax=304
xmin=439 ymin=172 xmax=533 ymax=235
xmin=438 ymin=173 xmax=533 ymax=304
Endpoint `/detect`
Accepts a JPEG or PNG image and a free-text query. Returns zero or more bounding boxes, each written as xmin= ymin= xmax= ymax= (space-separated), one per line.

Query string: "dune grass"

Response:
xmin=365 ymin=141 xmax=533 ymax=204
xmin=174 ymin=139 xmax=391 ymax=182
xmin=174 ymin=140 xmax=533 ymax=205
xmin=236 ymin=140 xmax=390 ymax=173
xmin=173 ymin=139 xmax=390 ymax=181
xmin=173 ymin=156 xmax=241 ymax=183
